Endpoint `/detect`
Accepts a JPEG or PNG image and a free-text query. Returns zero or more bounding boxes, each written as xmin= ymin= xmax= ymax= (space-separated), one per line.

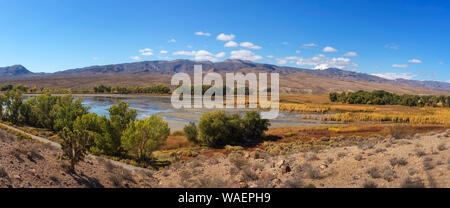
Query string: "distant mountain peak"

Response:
xmin=0 ymin=65 xmax=33 ymax=77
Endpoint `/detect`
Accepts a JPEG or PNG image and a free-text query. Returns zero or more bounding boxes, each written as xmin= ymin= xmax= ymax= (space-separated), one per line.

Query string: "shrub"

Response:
xmin=241 ymin=111 xmax=269 ymax=141
xmin=198 ymin=111 xmax=243 ymax=148
xmin=389 ymin=157 xmax=408 ymax=166
xmin=415 ymin=149 xmax=426 ymax=157
xmin=0 ymin=166 xmax=8 ymax=178
xmin=366 ymin=167 xmax=381 ymax=179
xmin=121 ymin=115 xmax=170 ymax=159
xmin=183 ymin=122 xmax=199 ymax=144
xmin=382 ymin=166 xmax=397 ymax=182
xmin=401 ymin=177 xmax=425 ymax=188
xmin=387 ymin=125 xmax=411 ymax=139
xmin=437 ymin=143 xmax=447 ymax=151
xmin=59 ymin=127 xmax=93 ymax=172
xmin=354 ymin=154 xmax=364 ymax=161
xmin=362 ymin=180 xmax=378 ymax=188
xmin=423 ymin=157 xmax=435 ymax=170
xmin=171 ymin=130 xmax=185 ymax=136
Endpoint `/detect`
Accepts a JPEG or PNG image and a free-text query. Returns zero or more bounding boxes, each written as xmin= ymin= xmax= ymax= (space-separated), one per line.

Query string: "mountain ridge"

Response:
xmin=1 ymin=59 xmax=449 ymax=93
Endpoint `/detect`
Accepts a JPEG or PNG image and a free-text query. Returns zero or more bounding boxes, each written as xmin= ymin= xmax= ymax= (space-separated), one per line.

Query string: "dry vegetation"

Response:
xmin=0 ymin=128 xmax=156 ymax=188
xmin=1 ymin=121 xmax=449 ymax=188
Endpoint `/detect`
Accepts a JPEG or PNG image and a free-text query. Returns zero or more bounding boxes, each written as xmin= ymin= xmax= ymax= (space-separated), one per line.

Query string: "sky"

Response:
xmin=0 ymin=0 xmax=449 ymax=82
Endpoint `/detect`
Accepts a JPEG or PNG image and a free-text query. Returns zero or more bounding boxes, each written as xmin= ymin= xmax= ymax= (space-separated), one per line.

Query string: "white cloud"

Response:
xmin=385 ymin=44 xmax=399 ymax=50
xmin=296 ymin=50 xmax=301 ymax=54
xmin=130 ymin=56 xmax=141 ymax=60
xmin=447 ymin=80 xmax=450 ymax=83
xmin=371 ymin=73 xmax=418 ymax=80
xmin=173 ymin=50 xmax=224 ymax=61
xmin=168 ymin=38 xmax=176 ymax=43
xmin=173 ymin=51 xmax=196 ymax=56
xmin=195 ymin=31 xmax=211 ymax=36
xmin=278 ymin=59 xmax=288 ymax=64
xmin=187 ymin=45 xmax=193 ymax=48
xmin=392 ymin=64 xmax=409 ymax=68
xmin=215 ymin=52 xmax=226 ymax=58
xmin=160 ymin=50 xmax=168 ymax=54
xmin=302 ymin=43 xmax=317 ymax=47
xmin=344 ymin=52 xmax=358 ymax=57
xmin=240 ymin=42 xmax=262 ymax=50
xmin=230 ymin=50 xmax=262 ymax=61
xmin=141 ymin=52 xmax=153 ymax=56
xmin=224 ymin=41 xmax=238 ymax=47
xmin=276 ymin=54 xmax=358 ymax=70
xmin=323 ymin=46 xmax=338 ymax=53
xmin=266 ymin=55 xmax=274 ymax=59
xmin=138 ymin=48 xmax=153 ymax=56
xmin=216 ymin=33 xmax=235 ymax=41
xmin=408 ymin=59 xmax=422 ymax=64
xmin=282 ymin=42 xmax=289 ymax=45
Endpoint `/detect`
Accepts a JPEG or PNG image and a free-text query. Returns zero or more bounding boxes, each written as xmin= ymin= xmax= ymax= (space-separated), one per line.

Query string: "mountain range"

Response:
xmin=1 ymin=59 xmax=449 ymax=94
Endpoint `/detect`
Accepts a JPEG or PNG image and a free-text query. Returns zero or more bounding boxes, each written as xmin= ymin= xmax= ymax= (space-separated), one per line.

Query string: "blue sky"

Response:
xmin=0 ymin=0 xmax=449 ymax=82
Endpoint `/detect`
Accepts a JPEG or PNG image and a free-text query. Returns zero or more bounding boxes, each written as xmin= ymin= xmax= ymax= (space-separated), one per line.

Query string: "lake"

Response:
xmin=25 ymin=94 xmax=335 ymax=131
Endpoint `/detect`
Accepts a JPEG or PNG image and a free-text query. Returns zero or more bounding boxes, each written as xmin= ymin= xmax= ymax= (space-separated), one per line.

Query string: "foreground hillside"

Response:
xmin=1 ymin=125 xmax=448 ymax=188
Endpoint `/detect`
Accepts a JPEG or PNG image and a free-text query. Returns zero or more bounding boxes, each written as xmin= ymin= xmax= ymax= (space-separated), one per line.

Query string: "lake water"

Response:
xmin=24 ymin=95 xmax=334 ymax=131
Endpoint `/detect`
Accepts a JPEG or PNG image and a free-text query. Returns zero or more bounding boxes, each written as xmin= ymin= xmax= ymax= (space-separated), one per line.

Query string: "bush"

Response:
xmin=387 ymin=125 xmax=412 ymax=139
xmin=366 ymin=167 xmax=381 ymax=179
xmin=198 ymin=111 xmax=270 ymax=148
xmin=198 ymin=111 xmax=244 ymax=148
xmin=241 ymin=111 xmax=269 ymax=141
xmin=59 ymin=127 xmax=93 ymax=172
xmin=121 ymin=115 xmax=170 ymax=159
xmin=362 ymin=180 xmax=378 ymax=188
xmin=401 ymin=177 xmax=425 ymax=188
xmin=183 ymin=122 xmax=198 ymax=144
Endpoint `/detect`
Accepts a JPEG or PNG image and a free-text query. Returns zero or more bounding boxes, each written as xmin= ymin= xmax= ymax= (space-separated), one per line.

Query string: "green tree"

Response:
xmin=60 ymin=127 xmax=93 ymax=172
xmin=198 ymin=111 xmax=243 ymax=148
xmin=0 ymin=94 xmax=6 ymax=120
xmin=183 ymin=122 xmax=199 ymax=143
xmin=73 ymin=113 xmax=113 ymax=154
xmin=52 ymin=95 xmax=89 ymax=131
xmin=107 ymin=102 xmax=137 ymax=155
xmin=242 ymin=111 xmax=270 ymax=141
xmin=121 ymin=115 xmax=170 ymax=159
xmin=4 ymin=90 xmax=23 ymax=124
xmin=30 ymin=94 xmax=59 ymax=129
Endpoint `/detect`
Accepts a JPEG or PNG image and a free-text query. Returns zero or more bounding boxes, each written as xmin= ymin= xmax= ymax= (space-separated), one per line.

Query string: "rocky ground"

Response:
xmin=1 ymin=127 xmax=449 ymax=188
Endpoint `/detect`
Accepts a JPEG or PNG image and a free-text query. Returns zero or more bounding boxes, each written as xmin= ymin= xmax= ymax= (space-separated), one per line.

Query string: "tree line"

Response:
xmin=1 ymin=84 xmax=171 ymax=95
xmin=93 ymin=84 xmax=171 ymax=94
xmin=329 ymin=90 xmax=450 ymax=107
xmin=1 ymin=89 xmax=269 ymax=171
xmin=176 ymin=85 xmax=253 ymax=96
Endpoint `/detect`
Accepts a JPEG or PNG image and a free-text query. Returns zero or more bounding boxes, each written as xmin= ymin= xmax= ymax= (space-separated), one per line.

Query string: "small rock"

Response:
xmin=260 ymin=172 xmax=274 ymax=180
xmin=276 ymin=160 xmax=285 ymax=168
xmin=319 ymin=164 xmax=328 ymax=169
xmin=272 ymin=178 xmax=282 ymax=185
xmin=250 ymin=151 xmax=260 ymax=159
xmin=13 ymin=174 xmax=21 ymax=180
xmin=281 ymin=165 xmax=291 ymax=174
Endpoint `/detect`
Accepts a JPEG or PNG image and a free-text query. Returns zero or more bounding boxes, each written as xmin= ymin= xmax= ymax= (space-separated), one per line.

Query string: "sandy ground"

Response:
xmin=153 ymin=130 xmax=450 ymax=188
xmin=1 ymin=123 xmax=448 ymax=188
xmin=0 ymin=128 xmax=155 ymax=188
